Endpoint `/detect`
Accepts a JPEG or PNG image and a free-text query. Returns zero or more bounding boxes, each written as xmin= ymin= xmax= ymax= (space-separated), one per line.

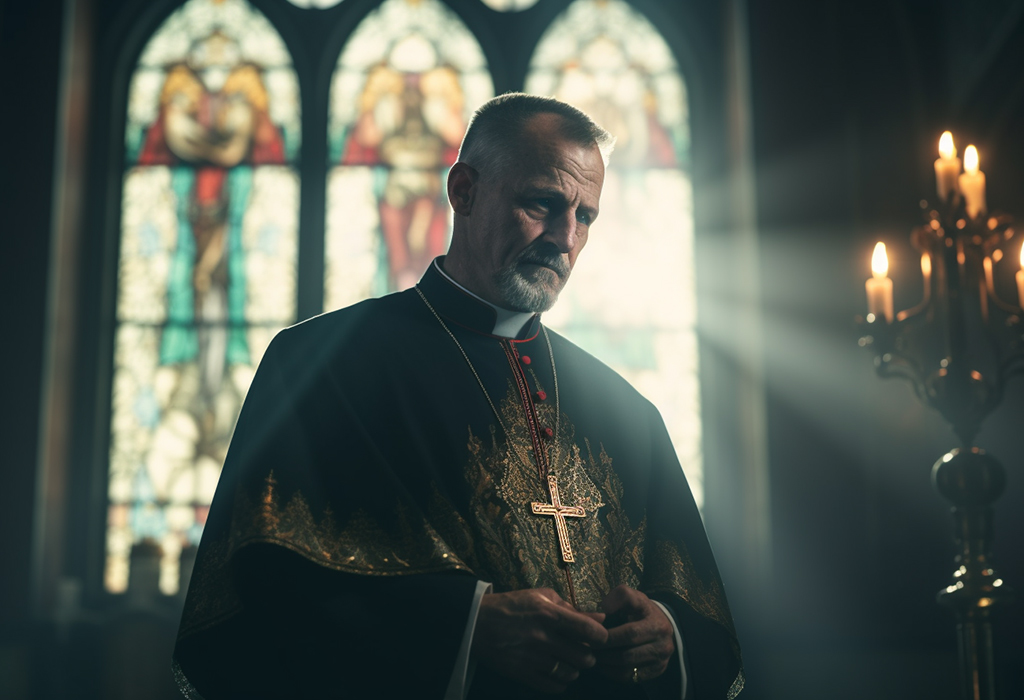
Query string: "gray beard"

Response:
xmin=494 ymin=264 xmax=560 ymax=312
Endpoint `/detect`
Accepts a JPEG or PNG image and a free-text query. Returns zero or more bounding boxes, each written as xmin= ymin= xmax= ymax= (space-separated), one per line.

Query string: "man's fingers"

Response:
xmin=542 ymin=657 xmax=582 ymax=683
xmin=597 ymin=658 xmax=672 ymax=684
xmin=595 ymin=637 xmax=674 ymax=668
xmin=532 ymin=588 xmax=607 ymax=645
xmin=474 ymin=588 xmax=620 ymax=694
xmin=536 ymin=587 xmax=570 ymax=607
xmin=549 ymin=605 xmax=609 ymax=646
xmin=540 ymin=635 xmax=598 ymax=671
xmin=522 ymin=657 xmax=582 ymax=695
xmin=603 ymin=618 xmax=662 ymax=649
xmin=600 ymin=584 xmax=646 ymax=617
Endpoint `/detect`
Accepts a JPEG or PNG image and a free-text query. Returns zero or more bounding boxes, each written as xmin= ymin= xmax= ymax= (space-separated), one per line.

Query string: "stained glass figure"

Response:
xmin=324 ymin=0 xmax=494 ymax=309
xmin=109 ymin=0 xmax=300 ymax=594
xmin=526 ymin=0 xmax=704 ymax=506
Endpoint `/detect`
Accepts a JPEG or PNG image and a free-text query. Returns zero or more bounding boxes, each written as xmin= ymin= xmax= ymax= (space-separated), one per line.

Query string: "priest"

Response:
xmin=173 ymin=93 xmax=743 ymax=699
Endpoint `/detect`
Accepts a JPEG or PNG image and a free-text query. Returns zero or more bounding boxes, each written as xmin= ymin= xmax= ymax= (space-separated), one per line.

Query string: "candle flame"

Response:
xmin=921 ymin=253 xmax=931 ymax=276
xmin=872 ymin=242 xmax=889 ymax=278
xmin=939 ymin=131 xmax=956 ymax=160
xmin=964 ymin=145 xmax=979 ymax=174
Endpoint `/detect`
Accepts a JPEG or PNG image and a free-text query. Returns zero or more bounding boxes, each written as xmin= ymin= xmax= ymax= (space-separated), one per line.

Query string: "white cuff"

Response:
xmin=443 ymin=580 xmax=492 ymax=700
xmin=652 ymin=600 xmax=687 ymax=699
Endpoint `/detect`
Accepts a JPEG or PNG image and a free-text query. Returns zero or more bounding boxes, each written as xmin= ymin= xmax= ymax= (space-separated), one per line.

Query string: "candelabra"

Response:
xmin=858 ymin=189 xmax=1018 ymax=700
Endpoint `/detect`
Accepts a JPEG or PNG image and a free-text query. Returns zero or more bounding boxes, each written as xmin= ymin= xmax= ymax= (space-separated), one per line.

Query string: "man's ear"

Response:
xmin=447 ymin=162 xmax=478 ymax=217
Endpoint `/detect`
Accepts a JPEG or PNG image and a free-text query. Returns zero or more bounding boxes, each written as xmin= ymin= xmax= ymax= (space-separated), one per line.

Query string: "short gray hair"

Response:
xmin=458 ymin=93 xmax=615 ymax=177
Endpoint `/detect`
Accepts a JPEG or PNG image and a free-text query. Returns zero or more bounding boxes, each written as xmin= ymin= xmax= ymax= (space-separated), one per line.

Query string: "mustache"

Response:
xmin=516 ymin=244 xmax=569 ymax=278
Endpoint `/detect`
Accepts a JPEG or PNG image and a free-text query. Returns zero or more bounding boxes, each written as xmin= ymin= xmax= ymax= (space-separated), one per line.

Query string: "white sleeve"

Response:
xmin=443 ymin=580 xmax=493 ymax=700
xmin=652 ymin=601 xmax=688 ymax=699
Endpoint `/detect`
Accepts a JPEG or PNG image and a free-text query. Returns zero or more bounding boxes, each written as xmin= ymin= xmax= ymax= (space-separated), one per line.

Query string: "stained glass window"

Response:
xmin=526 ymin=0 xmax=704 ymax=506
xmin=324 ymin=0 xmax=494 ymax=309
xmin=108 ymin=0 xmax=300 ymax=594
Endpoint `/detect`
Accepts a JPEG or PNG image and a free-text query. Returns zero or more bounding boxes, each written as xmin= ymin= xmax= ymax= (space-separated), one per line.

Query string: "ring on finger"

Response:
xmin=632 ymin=667 xmax=640 ymax=684
xmin=549 ymin=660 xmax=561 ymax=676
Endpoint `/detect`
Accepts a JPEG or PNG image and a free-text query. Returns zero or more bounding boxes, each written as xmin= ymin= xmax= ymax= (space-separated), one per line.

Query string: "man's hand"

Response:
xmin=472 ymin=588 xmax=609 ymax=694
xmin=595 ymin=585 xmax=675 ymax=683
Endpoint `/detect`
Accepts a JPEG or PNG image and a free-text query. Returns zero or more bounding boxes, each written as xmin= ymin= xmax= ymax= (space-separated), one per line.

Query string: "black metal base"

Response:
xmin=932 ymin=447 xmax=1014 ymax=700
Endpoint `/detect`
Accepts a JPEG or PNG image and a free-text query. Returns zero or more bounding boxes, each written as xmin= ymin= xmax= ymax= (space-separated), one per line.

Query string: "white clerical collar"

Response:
xmin=433 ymin=260 xmax=536 ymax=338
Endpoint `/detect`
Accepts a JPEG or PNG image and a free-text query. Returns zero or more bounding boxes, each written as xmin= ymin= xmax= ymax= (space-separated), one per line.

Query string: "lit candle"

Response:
xmin=866 ymin=242 xmax=894 ymax=322
xmin=921 ymin=253 xmax=932 ymax=301
xmin=934 ymin=131 xmax=961 ymax=203
xmin=1017 ymin=243 xmax=1024 ymax=309
xmin=958 ymin=145 xmax=986 ymax=219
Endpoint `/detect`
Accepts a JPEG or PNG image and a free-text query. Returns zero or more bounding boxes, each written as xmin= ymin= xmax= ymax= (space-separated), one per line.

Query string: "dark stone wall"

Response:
xmin=742 ymin=1 xmax=1024 ymax=697
xmin=0 ymin=0 xmax=65 ymax=643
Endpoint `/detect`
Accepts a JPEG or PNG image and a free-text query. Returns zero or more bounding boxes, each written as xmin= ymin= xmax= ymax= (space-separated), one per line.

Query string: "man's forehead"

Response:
xmin=516 ymin=119 xmax=604 ymax=194
xmin=519 ymin=164 xmax=603 ymax=202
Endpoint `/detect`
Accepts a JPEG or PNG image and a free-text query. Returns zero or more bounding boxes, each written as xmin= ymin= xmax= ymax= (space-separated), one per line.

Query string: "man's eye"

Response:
xmin=534 ymin=198 xmax=552 ymax=209
xmin=576 ymin=212 xmax=591 ymax=225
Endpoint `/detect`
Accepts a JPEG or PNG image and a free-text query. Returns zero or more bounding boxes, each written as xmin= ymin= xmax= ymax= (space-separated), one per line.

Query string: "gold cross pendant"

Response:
xmin=531 ymin=474 xmax=586 ymax=563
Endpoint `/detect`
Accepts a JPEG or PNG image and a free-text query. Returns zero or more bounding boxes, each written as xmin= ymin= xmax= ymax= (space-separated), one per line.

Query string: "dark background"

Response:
xmin=2 ymin=0 xmax=1023 ymax=698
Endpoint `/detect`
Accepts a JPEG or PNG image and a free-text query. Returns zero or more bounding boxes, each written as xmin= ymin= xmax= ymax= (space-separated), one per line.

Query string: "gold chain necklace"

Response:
xmin=415 ymin=285 xmax=560 ymax=475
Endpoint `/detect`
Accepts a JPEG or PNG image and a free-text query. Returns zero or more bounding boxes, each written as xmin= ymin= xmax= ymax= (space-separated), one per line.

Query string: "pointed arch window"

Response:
xmin=107 ymin=0 xmax=301 ymax=593
xmin=324 ymin=0 xmax=494 ymax=308
xmin=526 ymin=0 xmax=704 ymax=506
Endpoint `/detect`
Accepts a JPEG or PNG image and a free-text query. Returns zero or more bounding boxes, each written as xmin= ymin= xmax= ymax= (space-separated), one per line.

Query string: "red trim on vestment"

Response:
xmin=509 ymin=324 xmax=541 ymax=343
xmin=501 ymin=339 xmax=548 ymax=481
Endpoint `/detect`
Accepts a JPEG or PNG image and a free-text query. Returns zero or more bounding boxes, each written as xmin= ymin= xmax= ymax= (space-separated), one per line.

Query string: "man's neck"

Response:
xmin=433 ymin=260 xmax=535 ymax=338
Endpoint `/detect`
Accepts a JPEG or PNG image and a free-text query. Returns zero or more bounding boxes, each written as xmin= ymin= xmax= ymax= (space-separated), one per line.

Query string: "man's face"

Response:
xmin=457 ymin=114 xmax=605 ymax=312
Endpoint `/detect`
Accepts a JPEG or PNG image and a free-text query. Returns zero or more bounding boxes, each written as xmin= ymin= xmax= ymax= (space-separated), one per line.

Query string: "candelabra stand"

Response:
xmin=859 ymin=197 xmax=1019 ymax=700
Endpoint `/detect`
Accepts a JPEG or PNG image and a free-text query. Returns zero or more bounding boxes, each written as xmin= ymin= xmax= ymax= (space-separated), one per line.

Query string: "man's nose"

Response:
xmin=544 ymin=208 xmax=578 ymax=252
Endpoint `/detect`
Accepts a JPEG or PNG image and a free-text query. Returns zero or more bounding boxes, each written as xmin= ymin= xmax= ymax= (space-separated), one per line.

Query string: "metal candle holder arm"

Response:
xmin=861 ymin=200 xmax=1024 ymax=445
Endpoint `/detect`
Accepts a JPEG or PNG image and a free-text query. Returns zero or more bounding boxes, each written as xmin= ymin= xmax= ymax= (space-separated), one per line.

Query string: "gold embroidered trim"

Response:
xmin=172 ymin=658 xmax=207 ymax=700
xmin=178 ymin=471 xmax=474 ymax=639
xmin=234 ymin=471 xmax=472 ymax=576
xmin=728 ymin=669 xmax=746 ymax=699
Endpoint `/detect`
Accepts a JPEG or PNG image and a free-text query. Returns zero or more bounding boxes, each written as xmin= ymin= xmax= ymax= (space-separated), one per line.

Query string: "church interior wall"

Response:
xmin=1 ymin=0 xmax=1022 ymax=697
